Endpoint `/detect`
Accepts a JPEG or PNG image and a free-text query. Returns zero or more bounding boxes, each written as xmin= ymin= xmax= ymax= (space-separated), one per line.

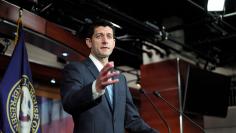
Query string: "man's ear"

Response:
xmin=85 ymin=38 xmax=92 ymax=48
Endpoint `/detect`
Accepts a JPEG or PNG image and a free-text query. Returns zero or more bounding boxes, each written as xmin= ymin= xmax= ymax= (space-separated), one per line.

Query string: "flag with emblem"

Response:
xmin=0 ymin=17 xmax=41 ymax=133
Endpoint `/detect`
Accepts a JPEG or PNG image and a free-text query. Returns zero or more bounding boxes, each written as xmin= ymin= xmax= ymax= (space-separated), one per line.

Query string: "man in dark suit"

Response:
xmin=61 ymin=20 xmax=159 ymax=133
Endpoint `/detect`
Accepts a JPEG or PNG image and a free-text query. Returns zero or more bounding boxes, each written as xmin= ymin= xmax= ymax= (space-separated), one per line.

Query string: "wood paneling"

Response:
xmin=140 ymin=59 xmax=204 ymax=133
xmin=0 ymin=0 xmax=90 ymax=62
xmin=35 ymin=84 xmax=60 ymax=99
xmin=46 ymin=22 xmax=89 ymax=57
xmin=0 ymin=0 xmax=46 ymax=34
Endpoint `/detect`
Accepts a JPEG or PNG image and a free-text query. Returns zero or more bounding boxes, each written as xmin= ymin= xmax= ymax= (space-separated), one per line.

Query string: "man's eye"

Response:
xmin=95 ymin=34 xmax=104 ymax=38
xmin=107 ymin=34 xmax=113 ymax=39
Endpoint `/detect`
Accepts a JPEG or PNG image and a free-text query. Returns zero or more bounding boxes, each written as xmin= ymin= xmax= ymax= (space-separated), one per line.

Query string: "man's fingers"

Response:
xmin=99 ymin=70 xmax=120 ymax=87
xmin=97 ymin=61 xmax=120 ymax=90
xmin=101 ymin=62 xmax=114 ymax=75
xmin=101 ymin=71 xmax=120 ymax=82
xmin=102 ymin=79 xmax=119 ymax=85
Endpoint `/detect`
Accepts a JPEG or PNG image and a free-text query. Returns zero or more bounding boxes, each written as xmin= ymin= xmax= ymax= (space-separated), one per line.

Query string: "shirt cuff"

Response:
xmin=92 ymin=80 xmax=105 ymax=99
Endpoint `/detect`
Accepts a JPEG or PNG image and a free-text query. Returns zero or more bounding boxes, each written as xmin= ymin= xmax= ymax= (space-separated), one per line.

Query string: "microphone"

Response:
xmin=153 ymin=90 xmax=206 ymax=133
xmin=139 ymin=88 xmax=171 ymax=133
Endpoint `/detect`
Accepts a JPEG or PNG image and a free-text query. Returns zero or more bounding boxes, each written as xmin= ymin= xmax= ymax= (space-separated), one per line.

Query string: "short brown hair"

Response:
xmin=86 ymin=19 xmax=116 ymax=38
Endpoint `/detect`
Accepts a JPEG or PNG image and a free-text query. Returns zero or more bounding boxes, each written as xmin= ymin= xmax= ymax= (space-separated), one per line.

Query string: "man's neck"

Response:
xmin=98 ymin=58 xmax=108 ymax=66
xmin=90 ymin=54 xmax=108 ymax=66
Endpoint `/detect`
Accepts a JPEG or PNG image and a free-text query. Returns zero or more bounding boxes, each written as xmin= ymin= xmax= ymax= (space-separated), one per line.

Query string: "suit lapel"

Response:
xmin=83 ymin=58 xmax=114 ymax=112
xmin=83 ymin=58 xmax=99 ymax=79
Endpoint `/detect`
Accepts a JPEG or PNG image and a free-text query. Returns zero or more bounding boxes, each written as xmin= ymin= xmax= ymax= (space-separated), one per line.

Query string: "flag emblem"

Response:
xmin=7 ymin=75 xmax=40 ymax=133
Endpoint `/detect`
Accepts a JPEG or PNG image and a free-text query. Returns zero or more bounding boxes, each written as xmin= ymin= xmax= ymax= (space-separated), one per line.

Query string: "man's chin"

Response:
xmin=99 ymin=53 xmax=111 ymax=58
xmin=100 ymin=55 xmax=110 ymax=58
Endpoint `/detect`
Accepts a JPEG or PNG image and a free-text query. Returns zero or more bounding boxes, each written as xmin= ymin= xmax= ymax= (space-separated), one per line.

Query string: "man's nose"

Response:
xmin=101 ymin=36 xmax=108 ymax=44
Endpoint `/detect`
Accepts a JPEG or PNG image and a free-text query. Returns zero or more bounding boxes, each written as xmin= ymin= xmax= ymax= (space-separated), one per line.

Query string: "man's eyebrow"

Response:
xmin=95 ymin=32 xmax=113 ymax=35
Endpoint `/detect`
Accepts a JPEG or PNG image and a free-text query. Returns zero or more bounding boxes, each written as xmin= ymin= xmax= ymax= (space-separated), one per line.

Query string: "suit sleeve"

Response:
xmin=60 ymin=62 xmax=100 ymax=114
xmin=123 ymin=75 xmax=159 ymax=133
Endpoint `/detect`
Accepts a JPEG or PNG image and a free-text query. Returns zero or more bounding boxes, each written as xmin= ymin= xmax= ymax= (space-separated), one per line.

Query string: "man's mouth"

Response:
xmin=101 ymin=47 xmax=109 ymax=49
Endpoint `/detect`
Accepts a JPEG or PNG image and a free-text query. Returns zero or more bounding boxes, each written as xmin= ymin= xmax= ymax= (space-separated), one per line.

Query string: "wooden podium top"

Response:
xmin=140 ymin=59 xmax=204 ymax=133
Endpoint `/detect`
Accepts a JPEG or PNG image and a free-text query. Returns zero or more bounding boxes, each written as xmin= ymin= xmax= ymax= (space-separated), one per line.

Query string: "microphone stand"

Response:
xmin=139 ymin=88 xmax=171 ymax=133
xmin=153 ymin=91 xmax=206 ymax=133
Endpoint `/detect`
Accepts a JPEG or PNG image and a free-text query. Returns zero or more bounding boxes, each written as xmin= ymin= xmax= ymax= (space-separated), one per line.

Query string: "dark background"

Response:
xmin=5 ymin=0 xmax=236 ymax=69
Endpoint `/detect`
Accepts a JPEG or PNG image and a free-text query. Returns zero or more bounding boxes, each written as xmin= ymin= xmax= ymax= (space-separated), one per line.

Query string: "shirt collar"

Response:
xmin=89 ymin=54 xmax=104 ymax=72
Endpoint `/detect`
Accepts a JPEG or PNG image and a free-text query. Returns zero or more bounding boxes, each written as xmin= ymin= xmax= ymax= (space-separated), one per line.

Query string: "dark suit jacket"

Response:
xmin=61 ymin=58 xmax=159 ymax=133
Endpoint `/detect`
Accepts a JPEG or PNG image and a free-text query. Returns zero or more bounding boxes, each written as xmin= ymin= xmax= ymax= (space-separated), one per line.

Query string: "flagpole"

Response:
xmin=19 ymin=8 xmax=23 ymax=18
xmin=14 ymin=8 xmax=23 ymax=45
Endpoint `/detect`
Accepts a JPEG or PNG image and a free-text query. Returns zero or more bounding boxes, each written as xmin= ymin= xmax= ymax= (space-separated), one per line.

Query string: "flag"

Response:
xmin=0 ymin=19 xmax=41 ymax=133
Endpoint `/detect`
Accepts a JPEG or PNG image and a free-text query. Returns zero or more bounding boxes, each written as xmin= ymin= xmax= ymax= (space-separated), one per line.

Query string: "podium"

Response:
xmin=140 ymin=58 xmax=204 ymax=133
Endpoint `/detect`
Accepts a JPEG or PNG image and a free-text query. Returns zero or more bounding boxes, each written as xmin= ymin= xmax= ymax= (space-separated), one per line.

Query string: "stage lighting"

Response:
xmin=207 ymin=0 xmax=225 ymax=11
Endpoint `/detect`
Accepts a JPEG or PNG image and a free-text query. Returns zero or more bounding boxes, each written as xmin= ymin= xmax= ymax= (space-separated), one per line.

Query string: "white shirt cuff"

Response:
xmin=92 ymin=80 xmax=105 ymax=99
